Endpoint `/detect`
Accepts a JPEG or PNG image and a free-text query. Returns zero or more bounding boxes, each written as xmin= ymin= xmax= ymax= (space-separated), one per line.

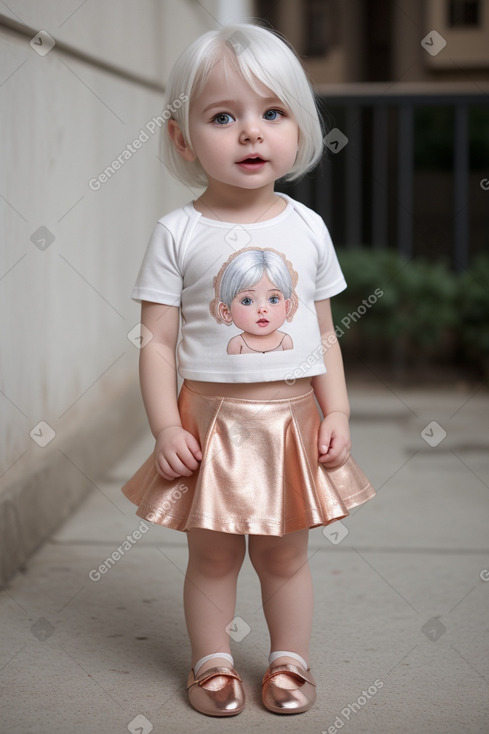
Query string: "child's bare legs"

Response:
xmin=184 ymin=528 xmax=246 ymax=674
xmin=249 ymin=529 xmax=313 ymax=668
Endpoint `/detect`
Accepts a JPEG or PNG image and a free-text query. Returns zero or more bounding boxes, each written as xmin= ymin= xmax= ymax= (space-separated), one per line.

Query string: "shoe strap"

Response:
xmin=262 ymin=663 xmax=316 ymax=687
xmin=188 ymin=666 xmax=242 ymax=690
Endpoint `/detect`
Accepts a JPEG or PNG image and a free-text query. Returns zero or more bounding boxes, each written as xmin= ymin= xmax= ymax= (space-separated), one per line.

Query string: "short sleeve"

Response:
xmin=314 ymin=219 xmax=347 ymax=301
xmin=131 ymin=222 xmax=183 ymax=306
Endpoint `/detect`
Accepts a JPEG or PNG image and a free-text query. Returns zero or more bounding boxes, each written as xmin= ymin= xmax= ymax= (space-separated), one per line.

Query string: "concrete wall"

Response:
xmin=0 ymin=0 xmax=251 ymax=586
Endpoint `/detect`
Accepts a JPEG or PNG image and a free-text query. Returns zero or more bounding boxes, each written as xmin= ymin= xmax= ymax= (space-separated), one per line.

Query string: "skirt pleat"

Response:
xmin=121 ymin=384 xmax=376 ymax=536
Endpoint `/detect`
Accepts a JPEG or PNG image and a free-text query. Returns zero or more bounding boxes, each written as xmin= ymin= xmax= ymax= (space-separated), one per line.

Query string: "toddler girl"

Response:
xmin=122 ymin=22 xmax=375 ymax=717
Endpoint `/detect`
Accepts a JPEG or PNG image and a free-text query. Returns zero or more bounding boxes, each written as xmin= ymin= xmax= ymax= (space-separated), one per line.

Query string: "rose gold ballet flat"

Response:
xmin=261 ymin=663 xmax=316 ymax=714
xmin=187 ymin=666 xmax=245 ymax=716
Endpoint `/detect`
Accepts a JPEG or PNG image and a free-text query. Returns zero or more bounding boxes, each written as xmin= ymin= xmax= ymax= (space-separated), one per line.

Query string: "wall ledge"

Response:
xmin=0 ymin=379 xmax=146 ymax=588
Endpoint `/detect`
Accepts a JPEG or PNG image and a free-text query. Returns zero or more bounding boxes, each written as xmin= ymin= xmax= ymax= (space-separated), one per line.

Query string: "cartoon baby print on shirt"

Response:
xmin=209 ymin=247 xmax=299 ymax=354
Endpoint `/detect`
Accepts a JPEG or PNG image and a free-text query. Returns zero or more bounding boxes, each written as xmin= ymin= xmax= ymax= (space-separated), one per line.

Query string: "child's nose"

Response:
xmin=239 ymin=120 xmax=263 ymax=144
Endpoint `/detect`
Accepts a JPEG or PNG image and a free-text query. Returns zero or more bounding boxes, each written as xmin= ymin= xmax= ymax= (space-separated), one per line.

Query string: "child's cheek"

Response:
xmin=230 ymin=304 xmax=246 ymax=329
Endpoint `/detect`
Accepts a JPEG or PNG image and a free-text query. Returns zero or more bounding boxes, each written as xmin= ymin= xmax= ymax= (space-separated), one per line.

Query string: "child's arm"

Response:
xmin=311 ymin=298 xmax=351 ymax=469
xmin=139 ymin=301 xmax=202 ymax=480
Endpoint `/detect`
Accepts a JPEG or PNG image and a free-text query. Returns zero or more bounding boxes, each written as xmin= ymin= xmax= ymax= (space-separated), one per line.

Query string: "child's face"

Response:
xmin=223 ymin=274 xmax=290 ymax=335
xmin=186 ymin=58 xmax=299 ymax=191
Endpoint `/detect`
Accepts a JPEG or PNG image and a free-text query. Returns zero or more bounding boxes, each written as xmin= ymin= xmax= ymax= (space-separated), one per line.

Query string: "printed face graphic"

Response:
xmin=220 ymin=274 xmax=290 ymax=336
xmin=209 ymin=247 xmax=299 ymax=354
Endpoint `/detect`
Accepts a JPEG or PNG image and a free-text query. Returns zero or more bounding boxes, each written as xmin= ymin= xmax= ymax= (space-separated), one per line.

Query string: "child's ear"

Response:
xmin=168 ymin=119 xmax=196 ymax=162
xmin=218 ymin=303 xmax=233 ymax=325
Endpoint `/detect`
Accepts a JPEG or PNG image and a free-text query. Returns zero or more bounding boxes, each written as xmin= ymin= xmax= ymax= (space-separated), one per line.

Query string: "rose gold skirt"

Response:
xmin=121 ymin=383 xmax=376 ymax=536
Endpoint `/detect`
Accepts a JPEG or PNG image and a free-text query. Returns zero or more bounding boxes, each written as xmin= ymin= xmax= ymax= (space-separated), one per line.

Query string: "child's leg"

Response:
xmin=184 ymin=528 xmax=246 ymax=674
xmin=248 ymin=529 xmax=313 ymax=668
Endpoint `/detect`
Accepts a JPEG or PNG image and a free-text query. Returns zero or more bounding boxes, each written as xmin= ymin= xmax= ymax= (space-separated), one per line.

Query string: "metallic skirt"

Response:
xmin=121 ymin=383 xmax=376 ymax=536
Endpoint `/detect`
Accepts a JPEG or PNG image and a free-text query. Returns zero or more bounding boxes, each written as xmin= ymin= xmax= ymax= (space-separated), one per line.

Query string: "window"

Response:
xmin=303 ymin=0 xmax=339 ymax=57
xmin=448 ymin=0 xmax=480 ymax=27
xmin=255 ymin=0 xmax=280 ymax=31
xmin=424 ymin=0 xmax=488 ymax=68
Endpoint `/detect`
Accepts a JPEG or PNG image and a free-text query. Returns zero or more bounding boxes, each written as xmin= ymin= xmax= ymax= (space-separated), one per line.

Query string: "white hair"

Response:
xmin=162 ymin=23 xmax=324 ymax=188
xmin=219 ymin=249 xmax=293 ymax=308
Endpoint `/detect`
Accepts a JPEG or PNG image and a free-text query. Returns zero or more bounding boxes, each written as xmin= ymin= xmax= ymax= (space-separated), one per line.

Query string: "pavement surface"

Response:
xmin=1 ymin=380 xmax=488 ymax=734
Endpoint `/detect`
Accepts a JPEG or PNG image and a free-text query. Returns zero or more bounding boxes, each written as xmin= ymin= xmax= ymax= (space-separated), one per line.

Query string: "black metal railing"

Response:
xmin=279 ymin=83 xmax=489 ymax=272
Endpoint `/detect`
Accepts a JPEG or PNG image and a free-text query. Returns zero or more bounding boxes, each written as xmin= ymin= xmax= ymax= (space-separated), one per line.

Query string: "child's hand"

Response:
xmin=154 ymin=426 xmax=203 ymax=480
xmin=318 ymin=412 xmax=351 ymax=469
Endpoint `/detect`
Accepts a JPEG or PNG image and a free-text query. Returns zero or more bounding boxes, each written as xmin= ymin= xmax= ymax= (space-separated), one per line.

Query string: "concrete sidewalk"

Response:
xmin=1 ymin=381 xmax=488 ymax=734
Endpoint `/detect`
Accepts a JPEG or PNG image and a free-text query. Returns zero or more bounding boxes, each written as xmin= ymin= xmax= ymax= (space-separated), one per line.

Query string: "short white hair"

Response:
xmin=162 ymin=23 xmax=324 ymax=188
xmin=219 ymin=249 xmax=293 ymax=307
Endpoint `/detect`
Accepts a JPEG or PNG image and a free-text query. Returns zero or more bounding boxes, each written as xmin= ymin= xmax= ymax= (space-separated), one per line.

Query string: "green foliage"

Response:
xmin=458 ymin=254 xmax=489 ymax=367
xmin=331 ymin=249 xmax=489 ymax=377
xmin=333 ymin=249 xmax=457 ymax=349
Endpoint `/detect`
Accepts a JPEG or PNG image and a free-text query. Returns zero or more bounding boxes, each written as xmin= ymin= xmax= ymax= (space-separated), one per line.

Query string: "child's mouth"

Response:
xmin=237 ymin=156 xmax=267 ymax=170
xmin=256 ymin=318 xmax=269 ymax=326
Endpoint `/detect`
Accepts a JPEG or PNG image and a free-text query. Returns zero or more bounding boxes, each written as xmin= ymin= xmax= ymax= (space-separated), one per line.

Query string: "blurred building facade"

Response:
xmin=255 ymin=0 xmax=489 ymax=84
xmin=255 ymin=0 xmax=489 ymax=269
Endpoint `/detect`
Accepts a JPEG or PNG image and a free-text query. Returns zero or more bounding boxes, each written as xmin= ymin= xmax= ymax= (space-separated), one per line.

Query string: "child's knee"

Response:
xmin=250 ymin=541 xmax=308 ymax=579
xmin=188 ymin=538 xmax=245 ymax=577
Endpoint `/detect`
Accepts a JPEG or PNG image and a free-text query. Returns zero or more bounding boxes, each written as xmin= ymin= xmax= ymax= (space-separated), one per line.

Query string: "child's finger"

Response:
xmin=174 ymin=434 xmax=203 ymax=473
xmin=178 ymin=446 xmax=200 ymax=472
xmin=320 ymin=455 xmax=340 ymax=469
xmin=319 ymin=442 xmax=350 ymax=469
xmin=184 ymin=431 xmax=203 ymax=460
xmin=318 ymin=427 xmax=333 ymax=455
xmin=156 ymin=444 xmax=195 ymax=478
xmin=319 ymin=445 xmax=340 ymax=463
xmin=319 ymin=441 xmax=340 ymax=462
xmin=155 ymin=456 xmax=181 ymax=480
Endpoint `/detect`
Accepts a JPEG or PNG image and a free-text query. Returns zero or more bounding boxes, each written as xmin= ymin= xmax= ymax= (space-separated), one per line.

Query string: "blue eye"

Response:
xmin=213 ymin=113 xmax=234 ymax=125
xmin=263 ymin=109 xmax=282 ymax=121
xmin=240 ymin=297 xmax=253 ymax=306
xmin=269 ymin=295 xmax=280 ymax=304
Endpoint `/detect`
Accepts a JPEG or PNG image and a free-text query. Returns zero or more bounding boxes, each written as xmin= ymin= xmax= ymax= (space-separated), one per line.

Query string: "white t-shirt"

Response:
xmin=132 ymin=193 xmax=346 ymax=383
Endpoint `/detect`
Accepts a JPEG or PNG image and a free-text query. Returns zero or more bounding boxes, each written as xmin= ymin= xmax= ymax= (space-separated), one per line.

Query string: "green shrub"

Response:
xmin=332 ymin=249 xmax=458 ymax=367
xmin=458 ymin=254 xmax=489 ymax=373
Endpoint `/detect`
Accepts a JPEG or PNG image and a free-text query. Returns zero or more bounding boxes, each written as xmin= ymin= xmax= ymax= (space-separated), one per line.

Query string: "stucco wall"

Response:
xmin=0 ymin=0 xmax=251 ymax=585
